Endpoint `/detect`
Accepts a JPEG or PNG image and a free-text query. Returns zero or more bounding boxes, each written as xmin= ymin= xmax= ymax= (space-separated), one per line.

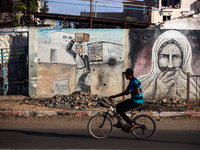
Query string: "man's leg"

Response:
xmin=116 ymin=99 xmax=141 ymax=125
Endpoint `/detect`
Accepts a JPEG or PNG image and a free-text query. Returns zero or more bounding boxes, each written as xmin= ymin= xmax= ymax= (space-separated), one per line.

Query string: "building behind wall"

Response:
xmin=151 ymin=0 xmax=200 ymax=24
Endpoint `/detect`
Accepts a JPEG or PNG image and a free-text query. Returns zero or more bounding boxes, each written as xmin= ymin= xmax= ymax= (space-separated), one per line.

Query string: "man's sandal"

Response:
xmin=113 ymin=122 xmax=123 ymax=128
xmin=129 ymin=123 xmax=137 ymax=132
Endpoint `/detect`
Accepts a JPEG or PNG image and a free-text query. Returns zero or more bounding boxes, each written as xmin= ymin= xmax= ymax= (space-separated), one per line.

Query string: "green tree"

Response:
xmin=40 ymin=1 xmax=49 ymax=13
xmin=29 ymin=0 xmax=39 ymax=12
xmin=13 ymin=2 xmax=27 ymax=24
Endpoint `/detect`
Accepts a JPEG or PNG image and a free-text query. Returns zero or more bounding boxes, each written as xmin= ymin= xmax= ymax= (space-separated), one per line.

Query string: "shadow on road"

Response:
xmin=1 ymin=129 xmax=200 ymax=147
xmin=0 ymin=129 xmax=91 ymax=139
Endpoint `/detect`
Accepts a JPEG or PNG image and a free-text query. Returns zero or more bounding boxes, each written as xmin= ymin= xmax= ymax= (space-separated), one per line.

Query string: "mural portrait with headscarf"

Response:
xmin=131 ymin=30 xmax=200 ymax=100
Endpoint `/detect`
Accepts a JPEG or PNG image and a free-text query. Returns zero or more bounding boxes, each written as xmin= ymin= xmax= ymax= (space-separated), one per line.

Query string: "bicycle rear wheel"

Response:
xmin=131 ymin=115 xmax=156 ymax=139
xmin=87 ymin=115 xmax=113 ymax=139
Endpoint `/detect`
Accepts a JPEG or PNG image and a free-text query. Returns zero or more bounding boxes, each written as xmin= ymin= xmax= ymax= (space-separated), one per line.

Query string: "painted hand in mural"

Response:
xmin=155 ymin=70 xmax=179 ymax=99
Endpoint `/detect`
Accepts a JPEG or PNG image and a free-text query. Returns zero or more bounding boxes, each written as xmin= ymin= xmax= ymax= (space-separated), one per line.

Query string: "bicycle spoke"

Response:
xmin=132 ymin=115 xmax=156 ymax=139
xmin=88 ymin=115 xmax=113 ymax=139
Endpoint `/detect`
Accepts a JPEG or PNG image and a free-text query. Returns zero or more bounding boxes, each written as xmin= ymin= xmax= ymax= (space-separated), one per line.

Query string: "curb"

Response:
xmin=0 ymin=110 xmax=200 ymax=117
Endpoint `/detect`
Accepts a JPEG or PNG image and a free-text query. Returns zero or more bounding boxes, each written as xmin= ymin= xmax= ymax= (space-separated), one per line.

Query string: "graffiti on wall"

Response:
xmin=35 ymin=29 xmax=124 ymax=97
xmin=131 ymin=30 xmax=200 ymax=100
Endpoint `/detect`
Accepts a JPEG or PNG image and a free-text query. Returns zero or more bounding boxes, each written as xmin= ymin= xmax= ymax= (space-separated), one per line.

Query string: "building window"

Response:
xmin=0 ymin=0 xmax=12 ymax=12
xmin=50 ymin=49 xmax=57 ymax=63
xmin=162 ymin=0 xmax=180 ymax=8
xmin=63 ymin=36 xmax=67 ymax=39
xmin=163 ymin=16 xmax=171 ymax=21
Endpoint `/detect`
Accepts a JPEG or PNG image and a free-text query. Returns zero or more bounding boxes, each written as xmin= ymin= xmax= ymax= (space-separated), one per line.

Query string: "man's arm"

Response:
xmin=130 ymin=87 xmax=140 ymax=95
xmin=66 ymin=40 xmax=76 ymax=58
xmin=109 ymin=88 xmax=130 ymax=99
xmin=110 ymin=87 xmax=140 ymax=99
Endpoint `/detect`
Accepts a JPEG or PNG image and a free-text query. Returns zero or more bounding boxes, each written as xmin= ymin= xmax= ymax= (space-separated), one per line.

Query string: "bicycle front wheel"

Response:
xmin=131 ymin=115 xmax=156 ymax=139
xmin=87 ymin=115 xmax=113 ymax=139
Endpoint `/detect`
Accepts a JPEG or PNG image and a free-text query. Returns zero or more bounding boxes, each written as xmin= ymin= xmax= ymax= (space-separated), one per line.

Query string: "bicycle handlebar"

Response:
xmin=108 ymin=97 xmax=114 ymax=105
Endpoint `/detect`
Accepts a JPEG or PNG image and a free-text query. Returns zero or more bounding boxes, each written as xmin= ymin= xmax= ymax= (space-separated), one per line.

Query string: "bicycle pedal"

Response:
xmin=121 ymin=126 xmax=130 ymax=133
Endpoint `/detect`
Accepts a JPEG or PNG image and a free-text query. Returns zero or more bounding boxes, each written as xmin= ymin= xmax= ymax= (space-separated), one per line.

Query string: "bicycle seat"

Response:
xmin=132 ymin=105 xmax=149 ymax=112
xmin=137 ymin=106 xmax=144 ymax=112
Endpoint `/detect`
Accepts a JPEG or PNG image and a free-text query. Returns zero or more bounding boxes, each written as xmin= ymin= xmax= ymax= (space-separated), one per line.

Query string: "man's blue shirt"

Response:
xmin=127 ymin=76 xmax=143 ymax=104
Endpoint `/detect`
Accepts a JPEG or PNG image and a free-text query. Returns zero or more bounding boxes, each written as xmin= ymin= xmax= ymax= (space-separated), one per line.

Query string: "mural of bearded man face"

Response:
xmin=158 ymin=40 xmax=183 ymax=72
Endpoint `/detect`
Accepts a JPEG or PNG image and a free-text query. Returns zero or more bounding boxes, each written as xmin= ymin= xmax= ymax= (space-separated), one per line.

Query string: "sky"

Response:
xmin=47 ymin=0 xmax=124 ymax=16
xmin=45 ymin=0 xmax=144 ymax=28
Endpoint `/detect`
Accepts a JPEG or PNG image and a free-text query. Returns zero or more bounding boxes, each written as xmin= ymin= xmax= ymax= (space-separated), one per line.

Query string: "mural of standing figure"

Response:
xmin=139 ymin=30 xmax=199 ymax=100
xmin=66 ymin=33 xmax=91 ymax=93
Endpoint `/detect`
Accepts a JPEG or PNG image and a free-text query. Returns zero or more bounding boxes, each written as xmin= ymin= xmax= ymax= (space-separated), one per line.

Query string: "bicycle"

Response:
xmin=87 ymin=99 xmax=156 ymax=139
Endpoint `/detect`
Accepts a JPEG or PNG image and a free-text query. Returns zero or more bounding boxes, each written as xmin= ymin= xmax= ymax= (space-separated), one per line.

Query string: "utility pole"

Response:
xmin=95 ymin=1 xmax=97 ymax=17
xmin=29 ymin=0 xmax=31 ymax=24
xmin=90 ymin=0 xmax=93 ymax=28
xmin=148 ymin=0 xmax=151 ymax=27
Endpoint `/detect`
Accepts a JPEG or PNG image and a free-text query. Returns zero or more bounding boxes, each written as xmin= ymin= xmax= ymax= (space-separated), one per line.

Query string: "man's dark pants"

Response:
xmin=116 ymin=99 xmax=141 ymax=125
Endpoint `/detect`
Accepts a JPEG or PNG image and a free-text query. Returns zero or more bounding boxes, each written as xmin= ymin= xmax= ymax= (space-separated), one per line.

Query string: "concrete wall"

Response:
xmin=29 ymin=29 xmax=200 ymax=100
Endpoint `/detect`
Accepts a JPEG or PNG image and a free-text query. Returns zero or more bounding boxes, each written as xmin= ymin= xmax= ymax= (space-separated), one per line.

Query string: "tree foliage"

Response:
xmin=14 ymin=2 xmax=27 ymax=10
xmin=13 ymin=2 xmax=27 ymax=24
xmin=30 ymin=0 xmax=39 ymax=12
xmin=40 ymin=1 xmax=49 ymax=13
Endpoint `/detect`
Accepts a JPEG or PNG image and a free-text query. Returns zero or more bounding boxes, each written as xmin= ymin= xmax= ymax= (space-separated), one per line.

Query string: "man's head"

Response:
xmin=76 ymin=44 xmax=83 ymax=55
xmin=158 ymin=39 xmax=183 ymax=72
xmin=122 ymin=68 xmax=133 ymax=79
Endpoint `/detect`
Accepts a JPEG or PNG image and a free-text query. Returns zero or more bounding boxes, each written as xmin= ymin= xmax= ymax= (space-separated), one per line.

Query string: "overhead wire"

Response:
xmin=46 ymin=0 xmax=158 ymax=11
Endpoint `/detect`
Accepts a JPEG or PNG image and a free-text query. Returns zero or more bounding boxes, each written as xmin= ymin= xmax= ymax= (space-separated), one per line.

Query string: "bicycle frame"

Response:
xmin=100 ymin=105 xmax=147 ymax=130
xmin=88 ymin=101 xmax=156 ymax=139
xmin=99 ymin=106 xmax=115 ymax=128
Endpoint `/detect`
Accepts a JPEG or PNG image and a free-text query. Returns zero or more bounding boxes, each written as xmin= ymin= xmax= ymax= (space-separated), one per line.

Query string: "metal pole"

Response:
xmin=122 ymin=74 xmax=125 ymax=101
xmin=196 ymin=76 xmax=197 ymax=109
xmin=148 ymin=0 xmax=151 ymax=27
xmin=187 ymin=72 xmax=190 ymax=110
xmin=29 ymin=0 xmax=31 ymax=24
xmin=1 ymin=49 xmax=5 ymax=95
xmin=95 ymin=1 xmax=97 ymax=17
xmin=90 ymin=0 xmax=93 ymax=28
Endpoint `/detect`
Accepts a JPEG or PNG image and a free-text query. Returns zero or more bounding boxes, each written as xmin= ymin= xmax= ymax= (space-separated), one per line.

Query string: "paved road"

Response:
xmin=0 ymin=117 xmax=200 ymax=149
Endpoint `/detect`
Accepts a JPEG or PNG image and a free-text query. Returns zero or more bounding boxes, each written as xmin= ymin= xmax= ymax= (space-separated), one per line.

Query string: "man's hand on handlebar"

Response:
xmin=108 ymin=97 xmax=114 ymax=104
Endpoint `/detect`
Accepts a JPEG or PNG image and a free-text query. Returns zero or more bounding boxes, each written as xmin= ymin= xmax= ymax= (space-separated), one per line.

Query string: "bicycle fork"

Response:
xmin=99 ymin=111 xmax=109 ymax=128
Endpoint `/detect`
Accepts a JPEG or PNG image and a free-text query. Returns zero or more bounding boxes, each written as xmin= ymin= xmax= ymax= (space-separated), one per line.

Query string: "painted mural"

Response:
xmin=31 ymin=29 xmax=125 ymax=98
xmin=66 ymin=33 xmax=91 ymax=93
xmin=29 ymin=29 xmax=200 ymax=100
xmin=130 ymin=30 xmax=200 ymax=100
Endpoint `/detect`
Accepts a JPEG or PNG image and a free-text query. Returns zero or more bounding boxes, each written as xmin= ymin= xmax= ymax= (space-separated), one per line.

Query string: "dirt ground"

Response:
xmin=0 ymin=99 xmax=64 ymax=111
xmin=0 ymin=95 xmax=67 ymax=111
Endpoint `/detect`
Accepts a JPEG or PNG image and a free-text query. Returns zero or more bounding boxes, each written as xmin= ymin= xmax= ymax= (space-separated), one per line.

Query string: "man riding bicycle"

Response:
xmin=109 ymin=68 xmax=144 ymax=132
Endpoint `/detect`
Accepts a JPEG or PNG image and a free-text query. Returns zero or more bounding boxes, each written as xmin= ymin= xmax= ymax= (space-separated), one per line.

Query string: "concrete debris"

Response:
xmin=144 ymin=98 xmax=199 ymax=112
xmin=20 ymin=91 xmax=200 ymax=112
xmin=21 ymin=91 xmax=117 ymax=110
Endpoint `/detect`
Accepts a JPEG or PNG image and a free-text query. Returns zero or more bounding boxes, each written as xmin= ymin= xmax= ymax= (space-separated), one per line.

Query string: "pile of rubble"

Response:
xmin=143 ymin=99 xmax=188 ymax=112
xmin=21 ymin=91 xmax=115 ymax=110
xmin=21 ymin=91 xmax=199 ymax=111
